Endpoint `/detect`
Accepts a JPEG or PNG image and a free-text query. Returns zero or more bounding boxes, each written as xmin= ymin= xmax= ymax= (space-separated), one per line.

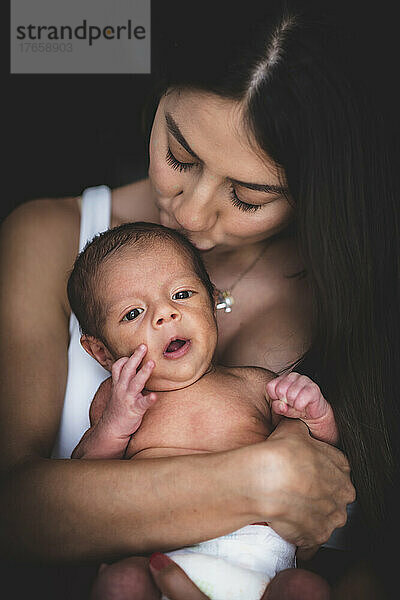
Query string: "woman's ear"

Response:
xmin=80 ymin=335 xmax=114 ymax=371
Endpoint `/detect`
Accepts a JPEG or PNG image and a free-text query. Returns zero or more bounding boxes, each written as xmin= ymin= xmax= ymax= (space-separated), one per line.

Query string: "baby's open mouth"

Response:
xmin=163 ymin=338 xmax=191 ymax=359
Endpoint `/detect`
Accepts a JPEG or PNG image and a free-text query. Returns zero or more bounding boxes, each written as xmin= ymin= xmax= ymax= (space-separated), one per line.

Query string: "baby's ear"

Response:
xmin=80 ymin=335 xmax=114 ymax=371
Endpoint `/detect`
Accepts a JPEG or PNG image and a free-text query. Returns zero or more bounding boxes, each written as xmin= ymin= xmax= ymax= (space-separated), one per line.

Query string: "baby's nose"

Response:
xmin=153 ymin=308 xmax=181 ymax=327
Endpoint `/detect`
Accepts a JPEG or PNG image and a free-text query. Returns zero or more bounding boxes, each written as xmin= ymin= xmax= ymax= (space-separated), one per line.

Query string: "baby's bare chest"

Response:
xmin=126 ymin=371 xmax=271 ymax=459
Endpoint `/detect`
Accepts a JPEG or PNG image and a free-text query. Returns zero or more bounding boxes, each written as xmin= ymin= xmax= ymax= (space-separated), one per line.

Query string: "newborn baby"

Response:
xmin=67 ymin=222 xmax=338 ymax=600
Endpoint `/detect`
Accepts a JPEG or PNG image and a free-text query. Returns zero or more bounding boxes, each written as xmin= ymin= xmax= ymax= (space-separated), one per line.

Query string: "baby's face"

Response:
xmin=99 ymin=241 xmax=217 ymax=391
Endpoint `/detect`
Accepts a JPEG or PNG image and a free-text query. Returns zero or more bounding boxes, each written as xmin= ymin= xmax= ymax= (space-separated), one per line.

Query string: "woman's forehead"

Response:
xmin=162 ymin=90 xmax=281 ymax=185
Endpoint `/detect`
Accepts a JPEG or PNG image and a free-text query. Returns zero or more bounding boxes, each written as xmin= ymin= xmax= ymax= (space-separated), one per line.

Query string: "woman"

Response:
xmin=1 ymin=1 xmax=397 ymax=598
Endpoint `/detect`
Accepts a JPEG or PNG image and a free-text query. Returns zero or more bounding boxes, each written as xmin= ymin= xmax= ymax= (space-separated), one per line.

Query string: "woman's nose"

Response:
xmin=152 ymin=305 xmax=181 ymax=328
xmin=172 ymin=179 xmax=218 ymax=232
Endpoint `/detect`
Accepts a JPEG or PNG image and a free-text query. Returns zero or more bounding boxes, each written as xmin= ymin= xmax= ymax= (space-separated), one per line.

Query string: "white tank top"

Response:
xmin=52 ymin=185 xmax=112 ymax=459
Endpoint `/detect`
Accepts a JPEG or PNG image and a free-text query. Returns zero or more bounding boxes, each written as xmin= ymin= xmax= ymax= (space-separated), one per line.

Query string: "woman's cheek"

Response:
xmin=150 ymin=167 xmax=184 ymax=203
xmin=148 ymin=151 xmax=180 ymax=197
xmin=148 ymin=126 xmax=173 ymax=192
xmin=224 ymin=202 xmax=293 ymax=240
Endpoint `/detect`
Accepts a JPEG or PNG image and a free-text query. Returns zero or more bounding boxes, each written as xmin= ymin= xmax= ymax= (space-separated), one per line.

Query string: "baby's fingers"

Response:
xmin=271 ymin=400 xmax=305 ymax=420
xmin=134 ymin=391 xmax=158 ymax=414
xmin=128 ymin=359 xmax=155 ymax=394
xmin=291 ymin=385 xmax=319 ymax=412
xmin=266 ymin=372 xmax=302 ymax=401
xmin=117 ymin=344 xmax=148 ymax=386
xmin=111 ymin=356 xmax=130 ymax=383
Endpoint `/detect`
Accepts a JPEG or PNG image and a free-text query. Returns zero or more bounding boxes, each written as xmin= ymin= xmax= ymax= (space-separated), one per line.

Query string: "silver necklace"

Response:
xmin=215 ymin=243 xmax=269 ymax=313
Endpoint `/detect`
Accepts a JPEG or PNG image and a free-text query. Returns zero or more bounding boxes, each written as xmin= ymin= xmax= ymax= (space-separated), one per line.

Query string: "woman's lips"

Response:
xmin=163 ymin=338 xmax=191 ymax=359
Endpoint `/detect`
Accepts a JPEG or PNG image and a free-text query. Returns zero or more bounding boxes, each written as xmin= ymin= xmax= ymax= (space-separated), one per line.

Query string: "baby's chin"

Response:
xmin=145 ymin=366 xmax=210 ymax=392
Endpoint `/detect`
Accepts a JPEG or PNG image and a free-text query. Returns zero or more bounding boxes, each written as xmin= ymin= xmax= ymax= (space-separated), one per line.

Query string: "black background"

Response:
xmin=3 ymin=1 xmax=399 ymax=223
xmin=2 ymin=2 xmax=399 ymax=598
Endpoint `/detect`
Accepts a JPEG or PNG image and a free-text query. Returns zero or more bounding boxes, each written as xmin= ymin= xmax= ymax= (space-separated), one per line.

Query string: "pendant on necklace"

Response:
xmin=216 ymin=290 xmax=234 ymax=313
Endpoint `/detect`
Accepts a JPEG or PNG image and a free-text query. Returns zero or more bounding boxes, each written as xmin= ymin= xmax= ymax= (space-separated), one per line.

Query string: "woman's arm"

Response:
xmin=0 ymin=199 xmax=355 ymax=564
xmin=1 ymin=425 xmax=353 ymax=563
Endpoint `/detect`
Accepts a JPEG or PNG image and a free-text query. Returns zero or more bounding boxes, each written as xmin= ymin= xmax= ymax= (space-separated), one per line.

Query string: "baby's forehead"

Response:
xmin=113 ymin=238 xmax=195 ymax=269
xmin=99 ymin=238 xmax=199 ymax=289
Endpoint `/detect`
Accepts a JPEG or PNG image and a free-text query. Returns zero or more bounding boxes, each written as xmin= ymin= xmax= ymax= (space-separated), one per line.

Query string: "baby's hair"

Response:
xmin=67 ymin=222 xmax=215 ymax=341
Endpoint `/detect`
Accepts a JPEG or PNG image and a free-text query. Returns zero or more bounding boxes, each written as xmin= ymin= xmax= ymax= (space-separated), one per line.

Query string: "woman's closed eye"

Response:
xmin=229 ymin=186 xmax=263 ymax=213
xmin=122 ymin=308 xmax=144 ymax=321
xmin=172 ymin=290 xmax=194 ymax=300
xmin=166 ymin=147 xmax=196 ymax=173
xmin=165 ymin=147 xmax=267 ymax=213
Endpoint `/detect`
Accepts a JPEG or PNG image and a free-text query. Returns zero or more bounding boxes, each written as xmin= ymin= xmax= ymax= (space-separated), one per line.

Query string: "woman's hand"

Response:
xmin=146 ymin=418 xmax=355 ymax=600
xmin=252 ymin=418 xmax=355 ymax=559
xmin=149 ymin=553 xmax=210 ymax=599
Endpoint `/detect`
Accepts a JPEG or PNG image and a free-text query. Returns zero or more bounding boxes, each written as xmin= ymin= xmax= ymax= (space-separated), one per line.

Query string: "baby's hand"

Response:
xmin=266 ymin=372 xmax=338 ymax=445
xmin=101 ymin=344 xmax=157 ymax=439
xmin=71 ymin=345 xmax=156 ymax=460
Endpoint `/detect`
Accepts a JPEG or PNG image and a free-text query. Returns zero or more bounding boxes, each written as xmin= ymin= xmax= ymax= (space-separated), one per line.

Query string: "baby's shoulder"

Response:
xmin=221 ymin=365 xmax=275 ymax=387
xmin=216 ymin=365 xmax=276 ymax=405
xmin=215 ymin=365 xmax=274 ymax=421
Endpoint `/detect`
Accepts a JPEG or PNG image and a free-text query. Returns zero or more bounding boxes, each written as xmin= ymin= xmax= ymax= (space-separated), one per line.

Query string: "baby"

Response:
xmin=67 ymin=222 xmax=338 ymax=600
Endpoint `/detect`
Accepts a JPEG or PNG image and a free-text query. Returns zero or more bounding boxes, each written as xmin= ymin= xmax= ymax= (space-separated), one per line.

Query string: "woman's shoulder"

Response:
xmin=1 ymin=177 xmax=158 ymax=262
xmin=1 ymin=195 xmax=81 ymax=314
xmin=1 ymin=195 xmax=81 ymax=272
xmin=2 ymin=194 xmax=80 ymax=244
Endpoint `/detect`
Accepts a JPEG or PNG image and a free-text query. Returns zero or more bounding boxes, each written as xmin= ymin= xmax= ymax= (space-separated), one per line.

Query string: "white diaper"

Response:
xmin=161 ymin=524 xmax=296 ymax=600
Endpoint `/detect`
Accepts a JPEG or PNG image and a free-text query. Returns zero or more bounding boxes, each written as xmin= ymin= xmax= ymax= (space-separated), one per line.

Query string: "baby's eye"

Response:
xmin=172 ymin=290 xmax=194 ymax=300
xmin=122 ymin=308 xmax=144 ymax=321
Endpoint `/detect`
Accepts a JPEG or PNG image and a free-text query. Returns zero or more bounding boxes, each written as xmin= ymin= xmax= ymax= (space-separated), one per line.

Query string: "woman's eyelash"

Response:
xmin=165 ymin=148 xmax=262 ymax=213
xmin=229 ymin=186 xmax=262 ymax=212
xmin=166 ymin=148 xmax=195 ymax=172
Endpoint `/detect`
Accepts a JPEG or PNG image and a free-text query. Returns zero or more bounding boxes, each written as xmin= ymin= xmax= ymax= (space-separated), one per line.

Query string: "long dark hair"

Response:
xmin=149 ymin=0 xmax=399 ymax=556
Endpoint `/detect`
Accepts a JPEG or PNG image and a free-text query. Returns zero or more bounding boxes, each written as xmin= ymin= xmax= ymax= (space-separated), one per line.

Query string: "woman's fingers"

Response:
xmin=258 ymin=419 xmax=355 ymax=549
xmin=149 ymin=553 xmax=210 ymax=600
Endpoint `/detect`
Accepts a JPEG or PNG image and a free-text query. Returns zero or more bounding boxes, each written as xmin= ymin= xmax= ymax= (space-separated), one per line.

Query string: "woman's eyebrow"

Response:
xmin=228 ymin=178 xmax=288 ymax=195
xmin=166 ymin=111 xmax=288 ymax=195
xmin=165 ymin=112 xmax=201 ymax=160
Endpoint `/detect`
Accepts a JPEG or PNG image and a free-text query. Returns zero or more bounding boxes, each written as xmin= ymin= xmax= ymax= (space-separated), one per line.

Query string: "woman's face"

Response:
xmin=148 ymin=89 xmax=293 ymax=253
